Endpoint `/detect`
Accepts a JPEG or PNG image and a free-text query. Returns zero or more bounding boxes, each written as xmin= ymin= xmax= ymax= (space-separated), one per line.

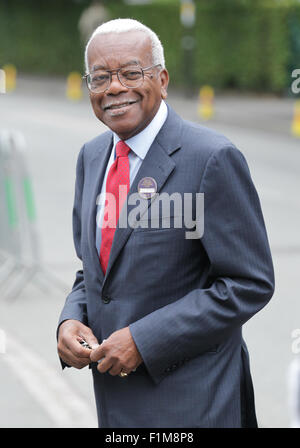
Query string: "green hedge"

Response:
xmin=0 ymin=0 xmax=299 ymax=92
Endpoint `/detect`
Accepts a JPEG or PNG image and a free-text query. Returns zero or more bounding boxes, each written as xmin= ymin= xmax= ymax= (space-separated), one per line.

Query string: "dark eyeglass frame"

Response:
xmin=82 ymin=63 xmax=162 ymax=93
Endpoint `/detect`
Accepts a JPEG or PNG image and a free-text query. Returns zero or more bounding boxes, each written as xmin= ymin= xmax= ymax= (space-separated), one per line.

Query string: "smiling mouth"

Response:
xmin=103 ymin=100 xmax=138 ymax=111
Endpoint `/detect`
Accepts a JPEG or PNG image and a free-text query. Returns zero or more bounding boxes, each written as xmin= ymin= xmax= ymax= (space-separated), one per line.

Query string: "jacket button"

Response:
xmin=102 ymin=296 xmax=111 ymax=304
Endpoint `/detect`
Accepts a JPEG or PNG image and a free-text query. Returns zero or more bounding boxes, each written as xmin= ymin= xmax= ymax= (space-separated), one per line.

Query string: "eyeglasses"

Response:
xmin=83 ymin=64 xmax=161 ymax=93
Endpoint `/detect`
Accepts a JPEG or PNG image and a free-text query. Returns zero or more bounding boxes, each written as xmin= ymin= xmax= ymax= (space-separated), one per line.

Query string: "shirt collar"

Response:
xmin=113 ymin=100 xmax=168 ymax=160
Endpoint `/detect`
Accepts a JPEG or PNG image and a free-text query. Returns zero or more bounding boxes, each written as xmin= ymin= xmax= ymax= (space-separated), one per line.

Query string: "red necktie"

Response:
xmin=99 ymin=141 xmax=130 ymax=274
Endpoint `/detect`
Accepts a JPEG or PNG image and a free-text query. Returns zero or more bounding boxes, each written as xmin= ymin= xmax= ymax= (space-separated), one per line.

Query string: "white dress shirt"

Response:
xmin=96 ymin=99 xmax=168 ymax=253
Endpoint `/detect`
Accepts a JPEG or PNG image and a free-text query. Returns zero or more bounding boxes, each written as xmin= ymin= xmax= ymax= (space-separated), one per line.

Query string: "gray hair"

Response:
xmin=84 ymin=18 xmax=165 ymax=73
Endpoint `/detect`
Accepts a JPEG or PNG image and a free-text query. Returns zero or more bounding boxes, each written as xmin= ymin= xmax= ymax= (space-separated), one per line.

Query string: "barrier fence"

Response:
xmin=0 ymin=129 xmax=68 ymax=300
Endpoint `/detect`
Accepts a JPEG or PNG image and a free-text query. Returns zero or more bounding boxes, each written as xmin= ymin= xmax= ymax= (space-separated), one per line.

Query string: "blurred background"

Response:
xmin=0 ymin=0 xmax=300 ymax=428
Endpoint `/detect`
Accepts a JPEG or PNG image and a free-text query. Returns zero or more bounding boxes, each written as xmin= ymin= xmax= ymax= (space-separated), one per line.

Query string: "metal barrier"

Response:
xmin=0 ymin=130 xmax=69 ymax=300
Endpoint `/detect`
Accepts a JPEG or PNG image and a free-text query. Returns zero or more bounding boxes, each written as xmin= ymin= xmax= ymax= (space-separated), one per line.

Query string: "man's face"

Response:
xmin=87 ymin=31 xmax=169 ymax=140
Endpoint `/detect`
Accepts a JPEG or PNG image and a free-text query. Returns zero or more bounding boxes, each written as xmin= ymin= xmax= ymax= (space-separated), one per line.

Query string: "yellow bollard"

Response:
xmin=198 ymin=85 xmax=214 ymax=120
xmin=3 ymin=64 xmax=17 ymax=92
xmin=66 ymin=71 xmax=82 ymax=101
xmin=291 ymin=100 xmax=300 ymax=138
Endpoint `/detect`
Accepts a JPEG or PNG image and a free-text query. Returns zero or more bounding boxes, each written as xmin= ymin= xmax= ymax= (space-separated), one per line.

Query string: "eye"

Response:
xmin=121 ymin=69 xmax=142 ymax=80
xmin=91 ymin=72 xmax=109 ymax=85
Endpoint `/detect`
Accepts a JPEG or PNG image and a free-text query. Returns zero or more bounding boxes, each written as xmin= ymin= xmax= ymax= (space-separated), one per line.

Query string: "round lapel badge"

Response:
xmin=138 ymin=177 xmax=157 ymax=199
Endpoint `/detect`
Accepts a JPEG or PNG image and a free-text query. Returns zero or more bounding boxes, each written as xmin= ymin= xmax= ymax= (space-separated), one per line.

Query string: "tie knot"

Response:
xmin=116 ymin=141 xmax=130 ymax=158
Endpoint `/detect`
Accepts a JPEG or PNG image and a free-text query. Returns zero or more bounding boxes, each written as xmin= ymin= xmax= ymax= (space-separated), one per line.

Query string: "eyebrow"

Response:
xmin=91 ymin=59 xmax=141 ymax=72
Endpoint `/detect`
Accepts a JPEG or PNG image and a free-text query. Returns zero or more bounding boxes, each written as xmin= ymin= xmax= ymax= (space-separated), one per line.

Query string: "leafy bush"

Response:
xmin=0 ymin=0 xmax=298 ymax=92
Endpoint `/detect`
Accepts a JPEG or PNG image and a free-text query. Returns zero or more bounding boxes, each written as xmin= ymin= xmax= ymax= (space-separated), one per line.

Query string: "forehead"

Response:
xmin=87 ymin=31 xmax=152 ymax=71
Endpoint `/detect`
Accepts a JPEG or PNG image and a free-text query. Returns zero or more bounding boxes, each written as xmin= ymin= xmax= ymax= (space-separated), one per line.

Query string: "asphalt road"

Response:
xmin=0 ymin=75 xmax=299 ymax=428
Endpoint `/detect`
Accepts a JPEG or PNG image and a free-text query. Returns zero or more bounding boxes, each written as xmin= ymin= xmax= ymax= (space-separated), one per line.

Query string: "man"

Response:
xmin=57 ymin=18 xmax=274 ymax=428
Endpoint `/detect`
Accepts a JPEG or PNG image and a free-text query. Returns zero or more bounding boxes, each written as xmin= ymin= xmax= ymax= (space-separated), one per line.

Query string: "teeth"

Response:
xmin=111 ymin=103 xmax=128 ymax=109
xmin=106 ymin=101 xmax=136 ymax=110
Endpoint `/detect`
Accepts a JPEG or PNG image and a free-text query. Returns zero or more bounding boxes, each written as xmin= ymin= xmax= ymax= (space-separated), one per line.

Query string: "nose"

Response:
xmin=106 ymin=72 xmax=128 ymax=95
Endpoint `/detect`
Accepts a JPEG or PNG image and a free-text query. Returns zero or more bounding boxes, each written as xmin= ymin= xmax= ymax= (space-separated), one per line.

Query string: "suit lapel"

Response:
xmin=103 ymin=105 xmax=183 ymax=284
xmin=87 ymin=131 xmax=113 ymax=284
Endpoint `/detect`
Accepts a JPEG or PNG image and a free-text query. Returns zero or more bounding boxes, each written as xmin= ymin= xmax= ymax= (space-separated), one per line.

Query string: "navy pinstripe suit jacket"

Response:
xmin=58 ymin=104 xmax=274 ymax=428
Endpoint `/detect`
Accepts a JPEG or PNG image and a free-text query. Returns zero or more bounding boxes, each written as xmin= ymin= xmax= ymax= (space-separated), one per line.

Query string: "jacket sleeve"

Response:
xmin=56 ymin=145 xmax=88 ymax=365
xmin=129 ymin=145 xmax=275 ymax=385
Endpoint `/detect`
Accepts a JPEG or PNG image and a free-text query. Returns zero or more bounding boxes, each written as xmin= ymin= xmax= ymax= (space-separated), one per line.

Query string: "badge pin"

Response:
xmin=138 ymin=177 xmax=157 ymax=199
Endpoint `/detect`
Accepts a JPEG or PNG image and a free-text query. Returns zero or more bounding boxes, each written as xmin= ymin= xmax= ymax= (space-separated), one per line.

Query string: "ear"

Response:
xmin=159 ymin=69 xmax=169 ymax=100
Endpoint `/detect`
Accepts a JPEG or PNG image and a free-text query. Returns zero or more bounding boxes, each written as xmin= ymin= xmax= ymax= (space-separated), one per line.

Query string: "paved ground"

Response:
xmin=0 ymin=75 xmax=299 ymax=427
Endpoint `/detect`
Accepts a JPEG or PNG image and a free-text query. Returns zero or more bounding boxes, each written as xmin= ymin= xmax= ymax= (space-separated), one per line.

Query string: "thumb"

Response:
xmin=84 ymin=331 xmax=99 ymax=349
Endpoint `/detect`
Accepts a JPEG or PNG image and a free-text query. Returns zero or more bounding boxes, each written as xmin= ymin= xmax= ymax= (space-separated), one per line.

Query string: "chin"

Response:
xmin=109 ymin=121 xmax=140 ymax=139
xmin=114 ymin=129 xmax=136 ymax=140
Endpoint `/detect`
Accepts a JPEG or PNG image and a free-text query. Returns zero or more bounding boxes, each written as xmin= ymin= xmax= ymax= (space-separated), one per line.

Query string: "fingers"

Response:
xmin=98 ymin=357 xmax=114 ymax=374
xmin=97 ymin=357 xmax=129 ymax=377
xmin=90 ymin=342 xmax=118 ymax=375
xmin=90 ymin=340 xmax=136 ymax=377
xmin=58 ymin=337 xmax=90 ymax=366
xmin=90 ymin=343 xmax=106 ymax=363
xmin=85 ymin=327 xmax=143 ymax=376
xmin=109 ymin=365 xmax=130 ymax=377
xmin=57 ymin=342 xmax=90 ymax=369
xmin=68 ymin=336 xmax=92 ymax=359
xmin=78 ymin=332 xmax=99 ymax=350
xmin=57 ymin=319 xmax=99 ymax=369
xmin=59 ymin=346 xmax=91 ymax=369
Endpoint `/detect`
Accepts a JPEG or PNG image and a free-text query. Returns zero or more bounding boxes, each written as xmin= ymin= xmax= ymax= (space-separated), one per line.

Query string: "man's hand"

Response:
xmin=57 ymin=319 xmax=99 ymax=369
xmin=90 ymin=327 xmax=143 ymax=376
